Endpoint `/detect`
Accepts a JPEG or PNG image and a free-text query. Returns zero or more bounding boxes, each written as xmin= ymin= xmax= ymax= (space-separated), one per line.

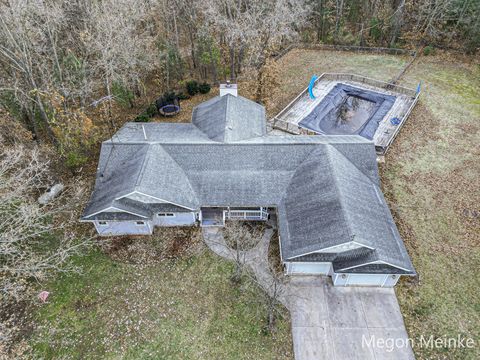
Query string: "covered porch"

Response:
xmin=200 ymin=207 xmax=269 ymax=226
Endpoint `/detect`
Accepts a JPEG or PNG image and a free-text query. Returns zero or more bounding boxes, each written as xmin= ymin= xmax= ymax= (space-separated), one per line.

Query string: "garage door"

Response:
xmin=345 ymin=274 xmax=387 ymax=286
xmin=289 ymin=262 xmax=331 ymax=275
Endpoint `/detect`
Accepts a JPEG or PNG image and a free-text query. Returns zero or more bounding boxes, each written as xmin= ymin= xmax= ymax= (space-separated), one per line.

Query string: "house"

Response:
xmin=81 ymin=85 xmax=415 ymax=287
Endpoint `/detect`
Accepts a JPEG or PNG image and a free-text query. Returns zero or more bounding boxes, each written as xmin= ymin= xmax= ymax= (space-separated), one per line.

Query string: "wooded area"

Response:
xmin=1 ymin=0 xmax=478 ymax=168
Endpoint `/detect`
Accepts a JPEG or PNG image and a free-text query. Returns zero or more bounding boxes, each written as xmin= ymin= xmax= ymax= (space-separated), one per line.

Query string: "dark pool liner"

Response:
xmin=299 ymin=83 xmax=396 ymax=140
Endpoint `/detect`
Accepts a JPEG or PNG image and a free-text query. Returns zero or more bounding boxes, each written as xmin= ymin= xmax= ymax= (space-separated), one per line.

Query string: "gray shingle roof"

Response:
xmin=192 ymin=95 xmax=266 ymax=142
xmin=82 ymin=95 xmax=414 ymax=274
xmin=111 ymin=123 xmax=214 ymax=143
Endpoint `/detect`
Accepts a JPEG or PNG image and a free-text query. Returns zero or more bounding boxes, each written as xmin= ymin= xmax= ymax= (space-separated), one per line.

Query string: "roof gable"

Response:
xmin=280 ymin=146 xmax=352 ymax=259
xmin=82 ymin=143 xmax=149 ymax=217
xmin=191 ymin=95 xmax=266 ymax=142
xmin=134 ymin=144 xmax=199 ymax=209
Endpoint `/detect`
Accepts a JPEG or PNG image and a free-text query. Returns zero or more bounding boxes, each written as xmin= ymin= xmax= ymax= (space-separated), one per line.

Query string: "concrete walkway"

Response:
xmin=202 ymin=227 xmax=415 ymax=360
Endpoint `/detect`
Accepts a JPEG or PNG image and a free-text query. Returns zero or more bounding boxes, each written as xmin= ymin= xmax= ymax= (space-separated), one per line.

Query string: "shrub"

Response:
xmin=145 ymin=103 xmax=157 ymax=117
xmin=111 ymin=82 xmax=134 ymax=107
xmin=134 ymin=102 xmax=157 ymax=122
xmin=176 ymin=92 xmax=190 ymax=100
xmin=369 ymin=17 xmax=383 ymax=42
xmin=162 ymin=91 xmax=177 ymax=103
xmin=134 ymin=113 xmax=151 ymax=122
xmin=186 ymin=80 xmax=199 ymax=96
xmin=423 ymin=45 xmax=435 ymax=56
xmin=65 ymin=151 xmax=88 ymax=169
xmin=198 ymin=82 xmax=211 ymax=94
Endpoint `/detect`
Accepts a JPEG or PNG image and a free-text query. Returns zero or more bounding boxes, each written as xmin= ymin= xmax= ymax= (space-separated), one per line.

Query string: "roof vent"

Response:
xmin=220 ymin=81 xmax=238 ymax=97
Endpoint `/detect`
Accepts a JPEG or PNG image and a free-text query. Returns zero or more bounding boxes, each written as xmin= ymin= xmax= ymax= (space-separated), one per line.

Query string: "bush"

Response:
xmin=369 ymin=17 xmax=383 ymax=42
xmin=111 ymin=82 xmax=134 ymax=107
xmin=145 ymin=103 xmax=157 ymax=117
xmin=162 ymin=91 xmax=177 ymax=103
xmin=186 ymin=80 xmax=199 ymax=96
xmin=134 ymin=113 xmax=151 ymax=122
xmin=198 ymin=82 xmax=211 ymax=94
xmin=65 ymin=151 xmax=88 ymax=169
xmin=423 ymin=45 xmax=435 ymax=56
xmin=134 ymin=102 xmax=157 ymax=122
xmin=176 ymin=92 xmax=190 ymax=100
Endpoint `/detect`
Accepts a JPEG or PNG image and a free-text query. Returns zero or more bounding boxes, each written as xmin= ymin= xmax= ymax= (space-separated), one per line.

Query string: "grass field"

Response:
xmin=30 ymin=236 xmax=292 ymax=359
xmin=389 ymin=55 xmax=480 ymax=360
xmin=27 ymin=48 xmax=478 ymax=360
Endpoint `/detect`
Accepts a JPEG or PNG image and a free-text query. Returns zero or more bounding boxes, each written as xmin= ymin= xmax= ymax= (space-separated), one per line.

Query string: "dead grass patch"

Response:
xmin=101 ymin=227 xmax=204 ymax=265
xmin=268 ymin=230 xmax=284 ymax=276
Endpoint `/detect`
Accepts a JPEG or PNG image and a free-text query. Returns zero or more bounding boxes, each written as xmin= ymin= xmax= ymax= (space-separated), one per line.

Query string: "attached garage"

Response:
xmin=286 ymin=262 xmax=332 ymax=275
xmin=333 ymin=273 xmax=400 ymax=287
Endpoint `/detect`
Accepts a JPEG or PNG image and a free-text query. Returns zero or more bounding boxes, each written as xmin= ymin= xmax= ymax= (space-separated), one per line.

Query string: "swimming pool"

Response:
xmin=298 ymin=83 xmax=396 ymax=139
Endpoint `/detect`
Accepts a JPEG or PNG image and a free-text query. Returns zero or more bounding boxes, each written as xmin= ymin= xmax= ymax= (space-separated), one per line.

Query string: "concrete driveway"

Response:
xmin=203 ymin=227 xmax=414 ymax=360
xmin=286 ymin=276 xmax=414 ymax=360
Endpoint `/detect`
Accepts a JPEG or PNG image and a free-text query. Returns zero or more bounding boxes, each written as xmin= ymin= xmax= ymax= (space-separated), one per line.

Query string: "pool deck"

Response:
xmin=269 ymin=73 xmax=419 ymax=155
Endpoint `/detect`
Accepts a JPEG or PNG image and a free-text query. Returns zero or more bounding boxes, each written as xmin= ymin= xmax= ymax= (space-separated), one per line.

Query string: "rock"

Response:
xmin=38 ymin=183 xmax=64 ymax=204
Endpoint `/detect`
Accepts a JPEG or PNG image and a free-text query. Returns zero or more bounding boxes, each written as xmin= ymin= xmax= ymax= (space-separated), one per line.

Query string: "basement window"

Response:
xmin=136 ymin=221 xmax=146 ymax=226
xmin=157 ymin=213 xmax=175 ymax=217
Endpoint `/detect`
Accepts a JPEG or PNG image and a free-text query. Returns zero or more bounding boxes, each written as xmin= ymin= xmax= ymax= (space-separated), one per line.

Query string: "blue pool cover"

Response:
xmin=298 ymin=83 xmax=396 ymax=140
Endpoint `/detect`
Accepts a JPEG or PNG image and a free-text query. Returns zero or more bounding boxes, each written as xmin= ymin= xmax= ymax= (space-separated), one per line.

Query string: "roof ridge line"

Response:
xmin=324 ymin=144 xmax=356 ymax=243
xmin=223 ymin=94 xmax=230 ymax=142
xmin=280 ymin=144 xmax=323 ymax=203
xmin=159 ymin=145 xmax=200 ymax=206
xmin=281 ymin=144 xmax=355 ymax=260
xmin=330 ymin=143 xmax=377 ymax=184
xmin=276 ymin=144 xmax=325 ymax=258
xmin=134 ymin=144 xmax=152 ymax=188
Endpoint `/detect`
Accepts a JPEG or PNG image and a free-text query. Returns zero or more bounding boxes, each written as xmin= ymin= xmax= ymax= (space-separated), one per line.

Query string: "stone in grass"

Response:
xmin=38 ymin=183 xmax=64 ymax=204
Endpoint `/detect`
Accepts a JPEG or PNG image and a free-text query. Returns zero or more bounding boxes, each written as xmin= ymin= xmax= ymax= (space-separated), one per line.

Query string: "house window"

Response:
xmin=157 ymin=213 xmax=175 ymax=217
xmin=136 ymin=221 xmax=145 ymax=226
xmin=98 ymin=221 xmax=108 ymax=226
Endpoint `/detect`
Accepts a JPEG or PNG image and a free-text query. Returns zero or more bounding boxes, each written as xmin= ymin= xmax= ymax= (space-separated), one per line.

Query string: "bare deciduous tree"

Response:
xmin=203 ymin=0 xmax=310 ymax=82
xmin=0 ymin=0 xmax=66 ymax=141
xmin=83 ymin=0 xmax=157 ymax=125
xmin=0 ymin=139 xmax=91 ymax=301
xmin=223 ymin=221 xmax=263 ymax=284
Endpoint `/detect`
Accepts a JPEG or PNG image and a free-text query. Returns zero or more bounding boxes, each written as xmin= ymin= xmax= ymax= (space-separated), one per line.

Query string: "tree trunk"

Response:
xmin=25 ymin=109 xmax=40 ymax=142
xmin=33 ymin=92 xmax=57 ymax=146
xmin=390 ymin=0 xmax=405 ymax=48
xmin=210 ymin=47 xmax=218 ymax=84
xmin=316 ymin=0 xmax=324 ymax=42
xmin=359 ymin=22 xmax=365 ymax=46
xmin=229 ymin=47 xmax=236 ymax=82
xmin=255 ymin=66 xmax=264 ymax=103
xmin=335 ymin=0 xmax=344 ymax=42
xmin=268 ymin=305 xmax=275 ymax=332
xmin=189 ymin=31 xmax=197 ymax=70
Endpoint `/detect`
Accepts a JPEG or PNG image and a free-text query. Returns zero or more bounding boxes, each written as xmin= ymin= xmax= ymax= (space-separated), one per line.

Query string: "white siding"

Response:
xmin=153 ymin=212 xmax=196 ymax=226
xmin=94 ymin=220 xmax=153 ymax=236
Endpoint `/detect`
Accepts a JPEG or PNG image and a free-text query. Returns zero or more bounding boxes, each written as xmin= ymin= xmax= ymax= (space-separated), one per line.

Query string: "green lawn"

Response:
xmin=390 ymin=56 xmax=480 ymax=360
xmin=31 ymin=246 xmax=292 ymax=359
